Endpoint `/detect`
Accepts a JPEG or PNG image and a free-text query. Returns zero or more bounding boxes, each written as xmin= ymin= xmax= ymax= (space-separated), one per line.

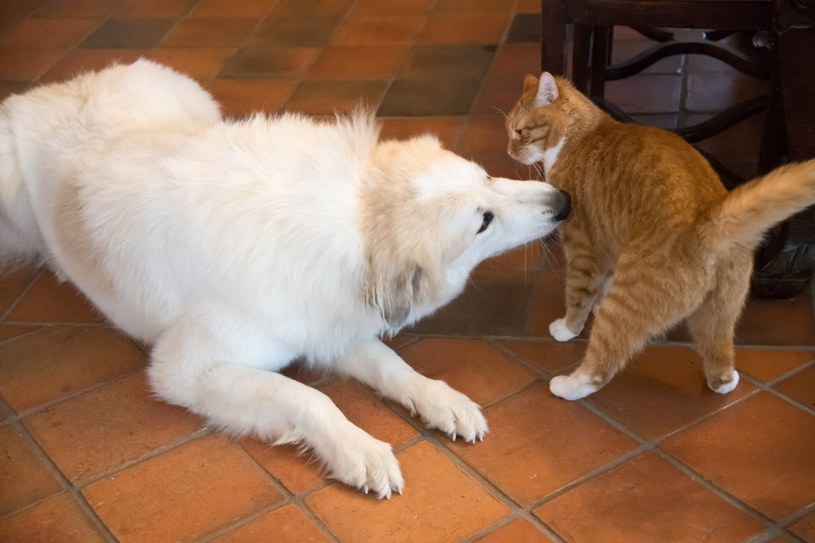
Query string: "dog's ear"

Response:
xmin=365 ymin=259 xmax=423 ymax=330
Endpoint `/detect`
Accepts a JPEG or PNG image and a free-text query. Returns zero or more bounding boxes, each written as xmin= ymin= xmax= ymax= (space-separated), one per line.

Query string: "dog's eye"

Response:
xmin=477 ymin=211 xmax=494 ymax=234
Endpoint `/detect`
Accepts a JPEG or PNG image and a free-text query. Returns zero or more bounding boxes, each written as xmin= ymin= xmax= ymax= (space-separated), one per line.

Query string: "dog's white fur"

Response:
xmin=0 ymin=60 xmax=567 ymax=498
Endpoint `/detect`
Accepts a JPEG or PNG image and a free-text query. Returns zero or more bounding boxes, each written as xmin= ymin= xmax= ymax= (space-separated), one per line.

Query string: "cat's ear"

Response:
xmin=523 ymin=74 xmax=539 ymax=92
xmin=535 ymin=72 xmax=559 ymax=107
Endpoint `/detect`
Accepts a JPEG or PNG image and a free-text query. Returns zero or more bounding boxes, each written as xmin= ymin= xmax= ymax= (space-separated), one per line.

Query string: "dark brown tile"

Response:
xmin=219 ymin=46 xmax=321 ymax=79
xmin=0 ymin=0 xmax=45 ymax=31
xmin=535 ymin=452 xmax=766 ymax=542
xmin=0 ymin=17 xmax=98 ymax=49
xmin=188 ymin=0 xmax=276 ymax=19
xmin=419 ymin=13 xmax=510 ymax=45
xmin=473 ymin=242 xmax=545 ymax=278
xmin=112 ymin=0 xmax=194 ymax=19
xmin=35 ymin=0 xmax=119 ymax=18
xmin=736 ymin=287 xmax=815 ymax=346
xmin=271 ymin=0 xmax=352 ymax=20
xmin=350 ymin=0 xmax=434 ymax=16
xmin=378 ymin=116 xmax=464 ymax=150
xmin=254 ymin=18 xmax=339 ymax=47
xmin=471 ymin=75 xmax=528 ymax=116
xmin=496 ymin=339 xmax=586 ymax=374
xmin=736 ymin=348 xmax=814 ymax=382
xmin=457 ymin=114 xmax=515 ymax=162
xmin=489 ymin=43 xmax=540 ymax=78
xmin=80 ymin=18 xmax=173 ymax=48
xmin=661 ymin=392 xmax=815 ymax=520
xmin=398 ymin=338 xmax=536 ymax=407
xmin=605 ymin=74 xmax=683 ymax=114
xmin=332 ymin=16 xmax=423 ymax=46
xmin=0 ymin=326 xmax=145 ymax=413
xmin=306 ymin=441 xmax=510 ymax=542
xmin=0 ymin=265 xmax=38 ymax=316
xmin=505 ymin=13 xmax=542 ymax=43
xmin=308 ymin=45 xmax=408 ymax=80
xmin=0 ymin=48 xmax=67 ymax=81
xmin=685 ymin=71 xmax=767 ymax=113
xmin=6 ymin=270 xmax=102 ymax=323
xmin=213 ymin=504 xmax=330 ymax=543
xmin=788 ymin=509 xmax=815 ymax=542
xmin=0 ymin=425 xmax=61 ymax=516
xmin=401 ymin=44 xmax=496 ymax=79
xmin=379 ymin=78 xmax=482 ymax=116
xmin=202 ymin=79 xmax=294 ymax=118
xmin=24 ymin=372 xmax=203 ymax=482
xmin=405 ymin=272 xmax=533 ymax=336
xmin=0 ymin=80 xmax=29 ymax=100
xmin=284 ymin=80 xmax=387 ymax=116
xmin=775 ymin=363 xmax=815 ymax=409
xmin=239 ymin=440 xmax=324 ymax=496
xmin=161 ymin=18 xmax=257 ymax=47
xmin=83 ymin=435 xmax=283 ymax=542
xmin=449 ymin=382 xmax=638 ymax=505
xmin=475 ymin=519 xmax=554 ymax=542
xmin=147 ymin=47 xmax=234 ymax=79
xmin=0 ymin=324 xmax=40 ymax=344
xmin=435 ymin=0 xmax=517 ymax=12
xmin=37 ymin=48 xmax=146 ymax=84
xmin=611 ymin=39 xmax=683 ymax=75
xmin=0 ymin=493 xmax=106 ymax=543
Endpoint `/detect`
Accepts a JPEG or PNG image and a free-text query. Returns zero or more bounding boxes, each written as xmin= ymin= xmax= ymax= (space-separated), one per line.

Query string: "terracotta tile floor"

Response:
xmin=1 ymin=1 xmax=813 ymax=542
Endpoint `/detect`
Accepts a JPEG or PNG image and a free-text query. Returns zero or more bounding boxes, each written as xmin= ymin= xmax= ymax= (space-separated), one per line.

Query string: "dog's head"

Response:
xmin=361 ymin=135 xmax=569 ymax=331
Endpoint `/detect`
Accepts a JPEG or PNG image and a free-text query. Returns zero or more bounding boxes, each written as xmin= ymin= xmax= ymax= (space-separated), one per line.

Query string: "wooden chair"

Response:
xmin=539 ymin=0 xmax=815 ymax=296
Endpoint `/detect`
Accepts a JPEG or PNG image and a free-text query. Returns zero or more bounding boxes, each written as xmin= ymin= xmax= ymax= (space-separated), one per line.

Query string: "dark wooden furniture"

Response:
xmin=539 ymin=0 xmax=815 ymax=297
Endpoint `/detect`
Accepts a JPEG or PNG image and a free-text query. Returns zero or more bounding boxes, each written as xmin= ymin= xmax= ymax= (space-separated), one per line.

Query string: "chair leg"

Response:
xmin=541 ymin=0 xmax=567 ymax=74
xmin=572 ymin=23 xmax=592 ymax=92
xmin=589 ymin=25 xmax=609 ymax=97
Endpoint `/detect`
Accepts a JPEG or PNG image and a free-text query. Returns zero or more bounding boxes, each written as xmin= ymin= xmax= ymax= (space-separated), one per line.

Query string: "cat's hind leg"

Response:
xmin=686 ymin=254 xmax=752 ymax=394
xmin=550 ymin=260 xmax=703 ymax=400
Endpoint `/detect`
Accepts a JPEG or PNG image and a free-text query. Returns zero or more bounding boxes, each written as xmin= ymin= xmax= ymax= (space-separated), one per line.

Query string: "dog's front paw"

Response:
xmin=549 ymin=318 xmax=579 ymax=342
xmin=410 ymin=380 xmax=488 ymax=443
xmin=322 ymin=426 xmax=404 ymax=499
xmin=549 ymin=373 xmax=598 ymax=400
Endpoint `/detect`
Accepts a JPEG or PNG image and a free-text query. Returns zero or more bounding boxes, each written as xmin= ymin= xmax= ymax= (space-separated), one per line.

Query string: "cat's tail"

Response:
xmin=699 ymin=159 xmax=815 ymax=253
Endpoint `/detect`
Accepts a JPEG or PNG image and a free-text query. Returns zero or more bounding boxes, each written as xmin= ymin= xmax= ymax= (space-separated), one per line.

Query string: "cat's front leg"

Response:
xmin=551 ymin=249 xmax=608 ymax=342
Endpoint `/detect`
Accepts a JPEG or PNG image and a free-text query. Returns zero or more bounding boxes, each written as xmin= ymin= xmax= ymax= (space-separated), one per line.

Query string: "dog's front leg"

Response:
xmin=334 ymin=339 xmax=488 ymax=443
xmin=147 ymin=319 xmax=403 ymax=498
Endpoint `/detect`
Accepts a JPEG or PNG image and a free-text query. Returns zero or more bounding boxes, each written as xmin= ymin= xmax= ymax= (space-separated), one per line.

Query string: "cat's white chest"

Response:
xmin=543 ymin=137 xmax=566 ymax=175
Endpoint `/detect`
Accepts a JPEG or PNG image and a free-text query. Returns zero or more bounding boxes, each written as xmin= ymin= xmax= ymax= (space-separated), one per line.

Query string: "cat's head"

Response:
xmin=506 ymin=72 xmax=595 ymax=168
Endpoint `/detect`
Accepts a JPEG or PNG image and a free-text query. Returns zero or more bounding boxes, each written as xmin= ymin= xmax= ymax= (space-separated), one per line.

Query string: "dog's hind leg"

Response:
xmin=333 ymin=339 xmax=488 ymax=443
xmin=147 ymin=317 xmax=404 ymax=498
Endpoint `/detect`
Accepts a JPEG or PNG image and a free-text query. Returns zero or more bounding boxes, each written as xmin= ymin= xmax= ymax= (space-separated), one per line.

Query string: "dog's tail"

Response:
xmin=0 ymin=100 xmax=41 ymax=267
xmin=698 ymin=159 xmax=815 ymax=253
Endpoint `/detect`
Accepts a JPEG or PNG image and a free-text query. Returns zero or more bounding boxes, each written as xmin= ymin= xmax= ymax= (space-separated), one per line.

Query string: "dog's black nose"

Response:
xmin=554 ymin=190 xmax=571 ymax=221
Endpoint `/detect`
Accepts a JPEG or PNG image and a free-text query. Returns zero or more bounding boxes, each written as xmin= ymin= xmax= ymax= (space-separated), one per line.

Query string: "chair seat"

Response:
xmin=566 ymin=0 xmax=773 ymax=30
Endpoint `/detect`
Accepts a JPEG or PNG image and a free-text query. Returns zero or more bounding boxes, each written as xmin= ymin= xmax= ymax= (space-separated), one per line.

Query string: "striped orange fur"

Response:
xmin=506 ymin=72 xmax=815 ymax=400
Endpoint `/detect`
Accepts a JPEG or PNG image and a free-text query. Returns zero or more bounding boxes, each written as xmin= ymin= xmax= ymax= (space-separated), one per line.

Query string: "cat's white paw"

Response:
xmin=709 ymin=370 xmax=740 ymax=394
xmin=550 ymin=373 xmax=598 ymax=400
xmin=549 ymin=318 xmax=579 ymax=342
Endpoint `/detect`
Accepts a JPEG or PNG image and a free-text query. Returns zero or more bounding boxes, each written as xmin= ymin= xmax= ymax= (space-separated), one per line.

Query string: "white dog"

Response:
xmin=0 ymin=60 xmax=570 ymax=498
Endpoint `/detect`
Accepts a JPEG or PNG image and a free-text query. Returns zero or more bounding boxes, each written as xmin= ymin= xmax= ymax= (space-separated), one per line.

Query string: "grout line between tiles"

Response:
xmin=0 ymin=266 xmax=44 ymax=322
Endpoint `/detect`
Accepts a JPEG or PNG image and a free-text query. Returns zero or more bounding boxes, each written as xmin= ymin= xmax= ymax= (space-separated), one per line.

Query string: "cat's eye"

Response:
xmin=477 ymin=211 xmax=494 ymax=234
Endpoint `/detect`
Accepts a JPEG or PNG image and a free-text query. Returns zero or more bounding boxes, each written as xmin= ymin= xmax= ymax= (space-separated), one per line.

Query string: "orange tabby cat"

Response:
xmin=506 ymin=71 xmax=815 ymax=400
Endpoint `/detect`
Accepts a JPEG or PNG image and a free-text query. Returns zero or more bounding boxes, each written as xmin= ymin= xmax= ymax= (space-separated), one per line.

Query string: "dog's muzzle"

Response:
xmin=554 ymin=190 xmax=571 ymax=221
